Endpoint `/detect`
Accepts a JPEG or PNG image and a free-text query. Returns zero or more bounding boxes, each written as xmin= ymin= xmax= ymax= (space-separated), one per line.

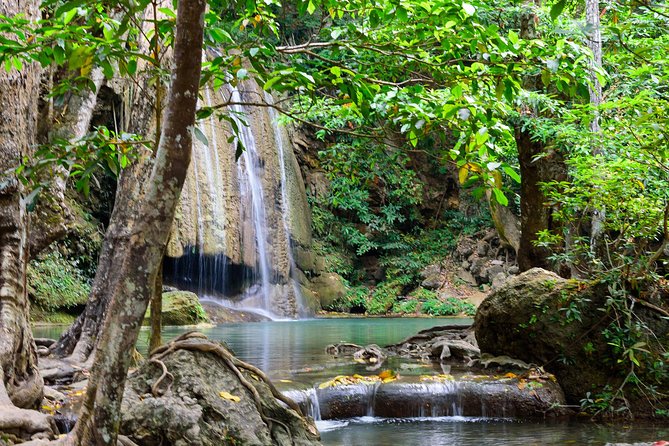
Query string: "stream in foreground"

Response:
xmin=34 ymin=318 xmax=669 ymax=445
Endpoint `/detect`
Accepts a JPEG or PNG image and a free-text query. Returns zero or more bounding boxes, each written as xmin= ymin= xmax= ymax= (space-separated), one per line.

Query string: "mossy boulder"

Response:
xmin=147 ymin=291 xmax=209 ymax=326
xmin=310 ymin=273 xmax=347 ymax=309
xmin=474 ymin=268 xmax=669 ymax=414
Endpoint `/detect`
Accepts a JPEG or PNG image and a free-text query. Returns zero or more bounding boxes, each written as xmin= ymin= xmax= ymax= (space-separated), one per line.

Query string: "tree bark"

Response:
xmin=68 ymin=0 xmax=206 ymax=443
xmin=29 ymin=68 xmax=105 ymax=257
xmin=515 ymin=0 xmax=569 ymax=272
xmin=51 ymin=2 xmax=170 ymax=362
xmin=516 ymin=128 xmax=567 ymax=271
xmin=586 ymin=0 xmax=606 ymax=249
xmin=0 ymin=0 xmax=44 ymax=411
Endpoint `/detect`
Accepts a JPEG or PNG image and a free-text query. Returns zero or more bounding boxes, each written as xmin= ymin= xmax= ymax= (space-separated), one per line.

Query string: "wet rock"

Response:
xmin=353 ymin=344 xmax=386 ymax=364
xmin=200 ymin=301 xmax=271 ymax=323
xmin=430 ymin=339 xmax=480 ymax=361
xmin=477 ymin=354 xmax=531 ymax=370
xmin=121 ymin=340 xmax=321 ymax=446
xmin=325 ymin=343 xmax=363 ymax=356
xmin=387 ymin=325 xmax=479 ymax=364
xmin=291 ymin=378 xmax=566 ymax=420
xmin=145 ymin=291 xmax=209 ymax=326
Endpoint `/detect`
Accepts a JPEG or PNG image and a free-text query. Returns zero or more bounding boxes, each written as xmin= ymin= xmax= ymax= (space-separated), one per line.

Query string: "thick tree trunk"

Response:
xmin=51 ymin=2 xmax=170 ymax=361
xmin=67 ymin=0 xmax=206 ymax=443
xmin=29 ymin=68 xmax=105 ymax=257
xmin=0 ymin=0 xmax=44 ymax=411
xmin=516 ymin=128 xmax=566 ymax=271
xmin=515 ymin=0 xmax=568 ymax=272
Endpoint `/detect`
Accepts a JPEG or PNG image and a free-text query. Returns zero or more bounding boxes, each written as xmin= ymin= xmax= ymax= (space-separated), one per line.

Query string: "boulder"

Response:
xmin=121 ymin=337 xmax=321 ymax=446
xmin=148 ymin=291 xmax=209 ymax=326
xmin=419 ymin=264 xmax=443 ymax=290
xmin=310 ymin=273 xmax=347 ymax=309
xmin=474 ymin=268 xmax=669 ymax=410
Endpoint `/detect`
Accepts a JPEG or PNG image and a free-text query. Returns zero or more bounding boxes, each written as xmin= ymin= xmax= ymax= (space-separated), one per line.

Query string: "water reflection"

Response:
xmin=320 ymin=417 xmax=669 ymax=446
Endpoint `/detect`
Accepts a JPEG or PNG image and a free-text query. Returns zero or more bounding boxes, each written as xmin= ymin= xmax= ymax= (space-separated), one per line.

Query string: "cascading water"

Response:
xmin=227 ymin=86 xmax=274 ymax=314
xmin=165 ymin=80 xmax=312 ymax=318
xmin=266 ymin=93 xmax=309 ymax=317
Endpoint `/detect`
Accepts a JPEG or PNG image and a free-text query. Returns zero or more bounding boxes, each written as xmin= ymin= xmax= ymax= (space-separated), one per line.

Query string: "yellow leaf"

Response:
xmin=504 ymin=372 xmax=517 ymax=379
xmin=378 ymin=370 xmax=396 ymax=380
xmin=458 ymin=167 xmax=468 ymax=184
xmin=517 ymin=380 xmax=527 ymax=390
xmin=279 ymin=379 xmax=292 ymax=383
xmin=219 ymin=391 xmax=241 ymax=402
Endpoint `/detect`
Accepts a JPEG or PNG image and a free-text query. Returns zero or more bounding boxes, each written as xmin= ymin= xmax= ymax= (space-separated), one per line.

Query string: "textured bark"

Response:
xmin=29 ymin=68 xmax=105 ymax=257
xmin=516 ymin=129 xmax=566 ymax=271
xmin=0 ymin=0 xmax=44 ymax=411
xmin=586 ymin=0 xmax=606 ymax=248
xmin=515 ymin=0 xmax=568 ymax=272
xmin=51 ymin=2 xmax=170 ymax=361
xmin=67 ymin=0 xmax=206 ymax=443
xmin=149 ymin=262 xmax=163 ymax=353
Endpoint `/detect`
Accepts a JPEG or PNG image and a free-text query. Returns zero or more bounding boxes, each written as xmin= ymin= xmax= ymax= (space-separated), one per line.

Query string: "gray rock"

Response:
xmin=431 ymin=339 xmax=480 ymax=361
xmin=121 ymin=341 xmax=321 ymax=446
xmin=456 ymin=268 xmax=477 ymax=286
xmin=491 ymin=272 xmax=508 ymax=289
xmin=419 ymin=264 xmax=443 ymax=290
xmin=474 ymin=268 xmax=669 ymax=411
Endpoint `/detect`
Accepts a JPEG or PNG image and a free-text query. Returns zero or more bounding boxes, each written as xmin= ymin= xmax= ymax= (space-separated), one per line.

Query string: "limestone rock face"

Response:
xmin=164 ymin=79 xmax=316 ymax=317
xmin=310 ymin=273 xmax=347 ymax=309
xmin=474 ymin=268 xmax=669 ymax=409
xmin=121 ymin=346 xmax=321 ymax=446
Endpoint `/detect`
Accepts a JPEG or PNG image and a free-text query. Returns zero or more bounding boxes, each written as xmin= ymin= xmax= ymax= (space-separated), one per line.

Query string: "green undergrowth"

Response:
xmin=319 ymin=208 xmax=489 ymax=316
xmin=28 ymin=250 xmax=91 ymax=320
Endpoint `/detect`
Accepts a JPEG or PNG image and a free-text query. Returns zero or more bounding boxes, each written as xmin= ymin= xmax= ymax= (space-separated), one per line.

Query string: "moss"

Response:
xmin=144 ymin=291 xmax=209 ymax=326
xmin=30 ymin=308 xmax=77 ymax=325
xmin=28 ymin=251 xmax=91 ymax=314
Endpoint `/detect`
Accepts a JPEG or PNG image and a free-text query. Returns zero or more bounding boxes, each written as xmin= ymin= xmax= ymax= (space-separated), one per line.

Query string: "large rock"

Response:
xmin=121 ymin=339 xmax=321 ymax=446
xmin=148 ymin=291 xmax=209 ymax=326
xmin=474 ymin=268 xmax=669 ymax=410
xmin=310 ymin=273 xmax=347 ymax=309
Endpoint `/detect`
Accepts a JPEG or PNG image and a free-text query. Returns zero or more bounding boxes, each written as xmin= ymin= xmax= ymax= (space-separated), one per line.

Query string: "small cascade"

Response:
xmin=283 ymin=388 xmax=322 ymax=420
xmin=278 ymin=379 xmax=557 ymax=420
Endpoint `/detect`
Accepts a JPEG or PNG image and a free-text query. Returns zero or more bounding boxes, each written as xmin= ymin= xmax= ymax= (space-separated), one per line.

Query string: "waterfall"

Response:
xmin=266 ymin=93 xmax=309 ymax=317
xmin=228 ymin=86 xmax=273 ymax=314
xmin=165 ymin=79 xmax=312 ymax=319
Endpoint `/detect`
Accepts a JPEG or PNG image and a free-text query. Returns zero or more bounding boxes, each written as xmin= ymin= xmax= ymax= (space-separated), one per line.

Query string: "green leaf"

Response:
xmin=307 ymin=0 xmax=316 ymax=14
xmin=492 ymin=188 xmax=508 ymax=206
xmin=62 ymin=8 xmax=78 ymax=25
xmin=127 ymin=59 xmax=137 ymax=75
xmin=193 ymin=126 xmax=209 ymax=147
xmin=503 ymin=166 xmax=521 ymax=183
xmin=249 ymin=47 xmax=259 ymax=57
xmin=550 ymin=0 xmax=566 ymax=21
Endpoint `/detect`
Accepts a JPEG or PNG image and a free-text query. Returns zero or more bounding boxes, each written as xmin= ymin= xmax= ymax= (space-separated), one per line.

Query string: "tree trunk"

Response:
xmin=29 ymin=68 xmax=105 ymax=257
xmin=586 ymin=0 xmax=606 ymax=249
xmin=515 ymin=0 xmax=568 ymax=272
xmin=149 ymin=261 xmax=163 ymax=353
xmin=68 ymin=0 xmax=206 ymax=443
xmin=0 ymin=0 xmax=44 ymax=411
xmin=51 ymin=1 xmax=170 ymax=362
xmin=516 ymin=128 xmax=567 ymax=271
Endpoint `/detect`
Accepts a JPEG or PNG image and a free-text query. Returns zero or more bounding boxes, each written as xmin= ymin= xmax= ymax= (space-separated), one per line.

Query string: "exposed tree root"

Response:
xmin=0 ymin=405 xmax=57 ymax=444
xmin=150 ymin=332 xmax=304 ymax=444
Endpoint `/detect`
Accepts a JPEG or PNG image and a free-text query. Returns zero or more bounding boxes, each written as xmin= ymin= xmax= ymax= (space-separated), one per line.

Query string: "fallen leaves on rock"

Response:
xmin=219 ymin=391 xmax=241 ymax=402
xmin=318 ymin=371 xmax=399 ymax=389
xmin=419 ymin=374 xmax=455 ymax=382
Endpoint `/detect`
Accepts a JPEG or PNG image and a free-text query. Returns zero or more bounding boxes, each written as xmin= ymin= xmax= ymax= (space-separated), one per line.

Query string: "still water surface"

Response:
xmin=34 ymin=318 xmax=669 ymax=445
